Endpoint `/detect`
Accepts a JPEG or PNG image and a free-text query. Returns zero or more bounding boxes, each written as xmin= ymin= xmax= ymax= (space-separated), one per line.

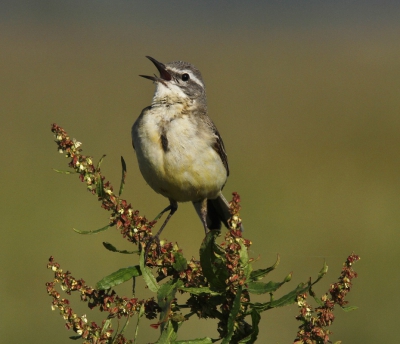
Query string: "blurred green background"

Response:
xmin=1 ymin=1 xmax=399 ymax=343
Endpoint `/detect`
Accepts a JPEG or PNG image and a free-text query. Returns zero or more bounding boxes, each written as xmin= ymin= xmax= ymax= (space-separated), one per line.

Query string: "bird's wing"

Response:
xmin=202 ymin=114 xmax=229 ymax=177
xmin=212 ymin=127 xmax=229 ymax=177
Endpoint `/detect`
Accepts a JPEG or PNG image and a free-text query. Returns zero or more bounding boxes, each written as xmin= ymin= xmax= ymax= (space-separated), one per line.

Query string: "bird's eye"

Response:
xmin=181 ymin=73 xmax=190 ymax=81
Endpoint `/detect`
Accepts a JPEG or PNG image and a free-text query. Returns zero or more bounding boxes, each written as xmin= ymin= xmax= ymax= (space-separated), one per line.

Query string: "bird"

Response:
xmin=131 ymin=56 xmax=240 ymax=245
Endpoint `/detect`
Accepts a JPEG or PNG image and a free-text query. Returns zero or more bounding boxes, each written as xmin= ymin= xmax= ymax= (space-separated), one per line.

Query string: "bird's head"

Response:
xmin=140 ymin=56 xmax=207 ymax=109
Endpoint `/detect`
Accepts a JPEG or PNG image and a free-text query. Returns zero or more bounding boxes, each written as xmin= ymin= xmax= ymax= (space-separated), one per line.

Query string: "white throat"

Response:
xmin=152 ymin=82 xmax=190 ymax=107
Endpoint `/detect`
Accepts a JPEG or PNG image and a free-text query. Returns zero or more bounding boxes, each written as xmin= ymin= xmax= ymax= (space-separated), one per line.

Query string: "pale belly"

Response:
xmin=132 ymin=110 xmax=227 ymax=202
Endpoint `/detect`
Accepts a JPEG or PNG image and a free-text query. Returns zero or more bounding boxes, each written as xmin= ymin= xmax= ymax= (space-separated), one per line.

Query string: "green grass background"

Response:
xmin=1 ymin=1 xmax=399 ymax=343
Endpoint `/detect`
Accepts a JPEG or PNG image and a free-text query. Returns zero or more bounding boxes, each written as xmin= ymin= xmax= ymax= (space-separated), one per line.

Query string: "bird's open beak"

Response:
xmin=139 ymin=56 xmax=172 ymax=82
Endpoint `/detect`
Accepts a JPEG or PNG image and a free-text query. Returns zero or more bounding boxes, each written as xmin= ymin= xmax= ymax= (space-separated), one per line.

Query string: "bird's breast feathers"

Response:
xmin=132 ymin=107 xmax=227 ymax=202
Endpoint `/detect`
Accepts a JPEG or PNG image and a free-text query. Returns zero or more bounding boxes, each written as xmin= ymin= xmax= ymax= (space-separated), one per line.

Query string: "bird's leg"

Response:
xmin=153 ymin=204 xmax=174 ymax=222
xmin=199 ymin=198 xmax=209 ymax=235
xmin=192 ymin=198 xmax=210 ymax=235
xmin=145 ymin=200 xmax=178 ymax=260
xmin=154 ymin=200 xmax=178 ymax=237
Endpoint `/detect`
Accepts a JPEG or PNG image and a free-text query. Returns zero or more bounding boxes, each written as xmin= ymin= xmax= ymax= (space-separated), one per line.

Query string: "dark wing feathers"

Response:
xmin=201 ymin=114 xmax=229 ymax=177
xmin=212 ymin=128 xmax=229 ymax=177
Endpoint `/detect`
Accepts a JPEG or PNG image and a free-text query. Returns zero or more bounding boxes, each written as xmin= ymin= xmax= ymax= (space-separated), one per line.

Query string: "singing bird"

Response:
xmin=131 ymin=56 xmax=241 ymax=243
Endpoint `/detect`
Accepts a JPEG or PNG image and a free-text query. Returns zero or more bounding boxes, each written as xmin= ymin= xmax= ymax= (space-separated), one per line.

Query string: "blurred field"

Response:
xmin=1 ymin=2 xmax=399 ymax=343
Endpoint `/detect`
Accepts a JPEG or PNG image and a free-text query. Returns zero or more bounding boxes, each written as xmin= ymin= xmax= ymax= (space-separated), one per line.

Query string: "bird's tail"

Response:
xmin=193 ymin=192 xmax=243 ymax=231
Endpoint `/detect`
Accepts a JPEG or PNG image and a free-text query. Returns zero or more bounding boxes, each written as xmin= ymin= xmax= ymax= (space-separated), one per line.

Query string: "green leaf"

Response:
xmin=157 ymin=279 xmax=184 ymax=332
xmin=246 ymin=282 xmax=310 ymax=313
xmin=249 ymin=254 xmax=280 ymax=282
xmin=53 ymin=168 xmax=76 ymax=174
xmin=238 ymin=238 xmax=252 ymax=281
xmin=119 ymin=156 xmax=127 ymax=196
xmin=247 ymin=272 xmax=292 ymax=295
xmin=249 ymin=309 xmax=261 ymax=343
xmin=269 ymin=282 xmax=310 ymax=308
xmin=95 ymin=174 xmax=104 ymax=198
xmin=221 ymin=286 xmax=242 ymax=344
xmin=134 ymin=303 xmax=145 ymax=342
xmin=341 ymin=305 xmax=358 ymax=312
xmin=238 ymin=309 xmax=260 ymax=344
xmin=96 ymin=266 xmax=141 ymax=290
xmin=172 ymin=338 xmax=213 ymax=344
xmin=172 ymin=252 xmax=188 ymax=272
xmin=155 ymin=320 xmax=180 ymax=344
xmin=178 ymin=286 xmax=222 ymax=296
xmin=96 ymin=154 xmax=106 ymax=170
xmin=154 ymin=281 xmax=186 ymax=344
xmin=308 ymin=261 xmax=330 ymax=306
xmin=139 ymin=249 xmax=159 ymax=292
xmin=171 ymin=313 xmax=186 ymax=323
xmin=102 ymin=242 xmax=138 ymax=254
xmin=247 ymin=280 xmax=285 ymax=295
xmin=313 ymin=260 xmax=328 ymax=284
xmin=68 ymin=335 xmax=82 ymax=340
xmin=101 ymin=318 xmax=112 ymax=335
xmin=73 ymin=223 xmax=111 ymax=234
xmin=200 ymin=231 xmax=228 ymax=291
xmin=310 ymin=290 xmax=326 ymax=307
xmin=118 ymin=315 xmax=131 ymax=338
